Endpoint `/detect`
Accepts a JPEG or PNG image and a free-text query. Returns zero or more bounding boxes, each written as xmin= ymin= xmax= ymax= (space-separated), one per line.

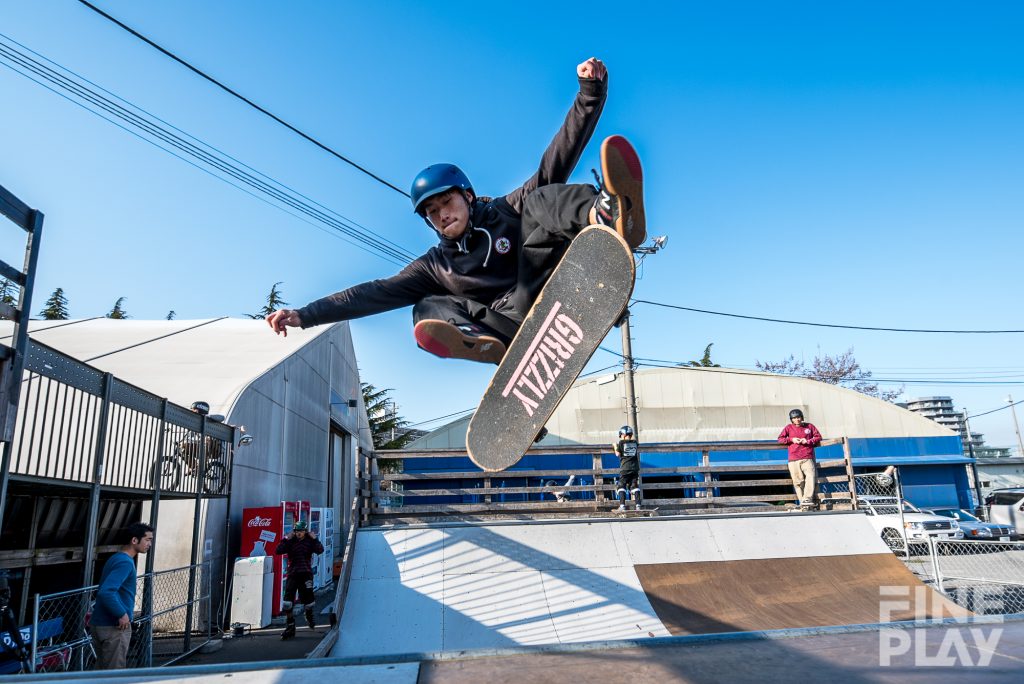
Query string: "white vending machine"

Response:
xmin=231 ymin=555 xmax=274 ymax=627
xmin=310 ymin=507 xmax=335 ymax=589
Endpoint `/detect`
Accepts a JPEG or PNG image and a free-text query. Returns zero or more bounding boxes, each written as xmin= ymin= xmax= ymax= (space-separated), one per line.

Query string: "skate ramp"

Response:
xmin=636 ymin=553 xmax=969 ymax=636
xmin=332 ymin=512 xmax=960 ymax=657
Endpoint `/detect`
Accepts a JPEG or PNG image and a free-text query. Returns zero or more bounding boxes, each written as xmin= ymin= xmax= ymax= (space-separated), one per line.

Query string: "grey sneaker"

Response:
xmin=592 ymin=135 xmax=646 ymax=249
xmin=617 ymin=504 xmax=626 ymax=512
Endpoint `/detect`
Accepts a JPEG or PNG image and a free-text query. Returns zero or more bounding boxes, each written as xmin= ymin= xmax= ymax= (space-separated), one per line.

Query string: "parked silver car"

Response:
xmin=922 ymin=507 xmax=1017 ymax=542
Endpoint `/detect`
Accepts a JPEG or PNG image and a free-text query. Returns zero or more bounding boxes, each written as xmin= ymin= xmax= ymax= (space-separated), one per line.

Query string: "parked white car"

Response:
xmin=985 ymin=488 xmax=1024 ymax=534
xmin=859 ymin=496 xmax=963 ymax=551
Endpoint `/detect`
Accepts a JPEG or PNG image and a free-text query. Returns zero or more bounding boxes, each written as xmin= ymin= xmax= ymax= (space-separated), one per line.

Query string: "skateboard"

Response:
xmin=466 ymin=226 xmax=635 ymax=471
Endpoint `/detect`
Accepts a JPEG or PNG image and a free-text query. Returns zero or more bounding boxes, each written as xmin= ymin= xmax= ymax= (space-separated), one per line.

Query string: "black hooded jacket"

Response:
xmin=297 ymin=76 xmax=607 ymax=327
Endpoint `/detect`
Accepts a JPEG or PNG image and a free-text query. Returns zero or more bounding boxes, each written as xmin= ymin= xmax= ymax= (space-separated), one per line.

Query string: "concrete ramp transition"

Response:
xmin=333 ymin=511 xmax=965 ymax=657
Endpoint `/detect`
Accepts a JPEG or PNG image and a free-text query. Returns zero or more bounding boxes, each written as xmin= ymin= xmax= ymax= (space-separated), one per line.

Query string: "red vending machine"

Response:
xmin=240 ymin=501 xmax=311 ymax=615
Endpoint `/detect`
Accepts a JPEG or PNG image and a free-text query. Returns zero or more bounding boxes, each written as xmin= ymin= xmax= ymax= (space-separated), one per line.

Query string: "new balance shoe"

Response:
xmin=414 ymin=319 xmax=506 ymax=365
xmin=593 ymin=135 xmax=646 ymax=249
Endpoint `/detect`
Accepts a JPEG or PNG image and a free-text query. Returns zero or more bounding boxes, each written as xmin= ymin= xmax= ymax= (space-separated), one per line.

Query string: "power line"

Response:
xmin=76 ymin=0 xmax=409 ymax=198
xmin=0 ymin=33 xmax=417 ymax=267
xmin=970 ymin=399 xmax=1024 ymax=420
xmin=632 ymin=299 xmax=1024 ymax=334
xmin=406 ymin=407 xmax=474 ymax=427
xmin=630 ymin=360 xmax=1024 ymax=387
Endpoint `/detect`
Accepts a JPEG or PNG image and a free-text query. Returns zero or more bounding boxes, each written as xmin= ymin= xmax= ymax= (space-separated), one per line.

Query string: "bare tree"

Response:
xmin=755 ymin=348 xmax=903 ymax=402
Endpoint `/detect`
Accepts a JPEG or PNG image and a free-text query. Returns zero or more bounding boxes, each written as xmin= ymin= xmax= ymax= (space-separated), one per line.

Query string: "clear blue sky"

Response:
xmin=2 ymin=1 xmax=1022 ymax=449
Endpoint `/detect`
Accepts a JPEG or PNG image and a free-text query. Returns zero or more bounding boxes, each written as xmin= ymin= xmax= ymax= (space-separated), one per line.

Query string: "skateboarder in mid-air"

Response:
xmin=614 ymin=426 xmax=642 ymax=510
xmin=274 ymin=520 xmax=323 ymax=639
xmin=266 ymin=57 xmax=645 ymax=365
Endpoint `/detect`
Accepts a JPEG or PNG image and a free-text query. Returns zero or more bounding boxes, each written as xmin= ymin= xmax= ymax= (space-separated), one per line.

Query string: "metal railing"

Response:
xmin=6 ymin=340 xmax=234 ymax=498
xmin=364 ymin=438 xmax=858 ymax=523
xmin=26 ymin=561 xmax=212 ymax=673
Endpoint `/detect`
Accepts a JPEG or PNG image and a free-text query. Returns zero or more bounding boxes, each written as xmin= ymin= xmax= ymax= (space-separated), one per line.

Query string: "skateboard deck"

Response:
xmin=466 ymin=226 xmax=635 ymax=471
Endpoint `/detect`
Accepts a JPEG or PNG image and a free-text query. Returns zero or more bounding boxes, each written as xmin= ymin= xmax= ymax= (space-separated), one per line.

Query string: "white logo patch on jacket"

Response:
xmin=495 ymin=237 xmax=511 ymax=254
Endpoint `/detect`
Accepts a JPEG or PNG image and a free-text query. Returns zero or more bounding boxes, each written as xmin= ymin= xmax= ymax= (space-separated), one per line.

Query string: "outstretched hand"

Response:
xmin=267 ymin=309 xmax=303 ymax=337
xmin=577 ymin=57 xmax=607 ymax=81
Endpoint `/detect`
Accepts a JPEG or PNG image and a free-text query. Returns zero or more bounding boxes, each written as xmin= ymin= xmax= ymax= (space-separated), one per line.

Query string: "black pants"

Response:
xmin=412 ymin=183 xmax=597 ymax=345
xmin=282 ymin=571 xmax=315 ymax=612
xmin=617 ymin=471 xmax=640 ymax=502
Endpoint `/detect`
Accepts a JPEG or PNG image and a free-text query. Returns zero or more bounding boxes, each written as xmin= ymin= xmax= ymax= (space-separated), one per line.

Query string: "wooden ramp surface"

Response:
xmin=635 ymin=552 xmax=970 ymax=636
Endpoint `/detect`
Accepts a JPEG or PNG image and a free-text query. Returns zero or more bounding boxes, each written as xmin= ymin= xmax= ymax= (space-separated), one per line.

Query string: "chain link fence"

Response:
xmin=26 ymin=562 xmax=211 ymax=673
xmin=853 ymin=469 xmax=910 ymax=557
xmin=917 ymin=539 xmax=1024 ymax=616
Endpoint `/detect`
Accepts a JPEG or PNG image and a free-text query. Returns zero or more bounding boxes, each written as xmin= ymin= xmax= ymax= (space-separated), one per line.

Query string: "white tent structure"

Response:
xmin=410 ymin=365 xmax=955 ymax=449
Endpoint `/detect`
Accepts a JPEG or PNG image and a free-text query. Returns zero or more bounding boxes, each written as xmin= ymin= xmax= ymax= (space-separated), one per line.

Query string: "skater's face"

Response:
xmin=422 ymin=189 xmax=473 ymax=240
xmin=132 ymin=531 xmax=154 ymax=554
xmin=791 ymin=416 xmax=804 ymax=425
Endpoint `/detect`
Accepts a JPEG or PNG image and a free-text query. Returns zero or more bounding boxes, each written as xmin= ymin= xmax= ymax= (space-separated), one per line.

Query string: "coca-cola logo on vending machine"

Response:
xmin=247 ymin=516 xmax=272 ymax=528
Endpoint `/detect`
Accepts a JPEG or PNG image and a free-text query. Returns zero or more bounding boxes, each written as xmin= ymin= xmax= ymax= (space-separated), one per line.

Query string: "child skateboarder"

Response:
xmin=613 ymin=425 xmax=642 ymax=510
xmin=266 ymin=58 xmax=646 ymax=365
xmin=274 ymin=520 xmax=323 ymax=639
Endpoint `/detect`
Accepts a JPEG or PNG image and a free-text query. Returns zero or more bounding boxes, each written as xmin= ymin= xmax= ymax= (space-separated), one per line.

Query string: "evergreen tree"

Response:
xmin=107 ymin=297 xmax=129 ymax=319
xmin=0 ymin=278 xmax=16 ymax=306
xmin=684 ymin=343 xmax=721 ymax=368
xmin=249 ymin=282 xmax=287 ymax=319
xmin=38 ymin=287 xmax=70 ymax=320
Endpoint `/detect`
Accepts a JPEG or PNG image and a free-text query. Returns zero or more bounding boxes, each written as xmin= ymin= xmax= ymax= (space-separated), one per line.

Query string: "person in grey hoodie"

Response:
xmin=267 ymin=57 xmax=646 ymax=364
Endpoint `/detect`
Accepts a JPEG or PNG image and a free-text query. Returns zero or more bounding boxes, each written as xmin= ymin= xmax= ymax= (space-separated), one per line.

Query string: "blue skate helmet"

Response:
xmin=619 ymin=425 xmax=634 ymax=437
xmin=410 ymin=163 xmax=474 ymax=216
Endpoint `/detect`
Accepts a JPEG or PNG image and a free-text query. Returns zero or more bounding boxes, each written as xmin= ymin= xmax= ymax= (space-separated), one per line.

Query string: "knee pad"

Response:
xmin=616 ymin=488 xmax=627 ymax=496
xmin=282 ymin=601 xmax=293 ymax=612
xmin=630 ymin=488 xmax=641 ymax=496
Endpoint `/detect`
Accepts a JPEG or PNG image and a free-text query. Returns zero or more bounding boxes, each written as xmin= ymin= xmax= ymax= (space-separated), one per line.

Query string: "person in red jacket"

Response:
xmin=777 ymin=409 xmax=823 ymax=510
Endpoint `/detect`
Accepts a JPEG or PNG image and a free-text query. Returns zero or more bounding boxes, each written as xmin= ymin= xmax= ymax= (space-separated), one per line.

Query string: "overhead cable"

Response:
xmin=76 ymin=0 xmax=410 ymax=198
xmin=0 ymin=33 xmax=416 ymax=266
xmin=632 ymin=299 xmax=1024 ymax=334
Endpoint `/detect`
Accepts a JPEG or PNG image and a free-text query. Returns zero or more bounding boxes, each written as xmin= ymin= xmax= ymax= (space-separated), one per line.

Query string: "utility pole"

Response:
xmin=620 ymin=311 xmax=639 ymax=434
xmin=963 ymin=408 xmax=984 ymax=512
xmin=619 ymin=235 xmax=668 ymax=438
xmin=1009 ymin=395 xmax=1024 ymax=458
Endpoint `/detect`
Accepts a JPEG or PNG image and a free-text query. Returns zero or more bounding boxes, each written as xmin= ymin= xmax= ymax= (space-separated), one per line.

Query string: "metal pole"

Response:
xmin=82 ymin=373 xmax=113 ymax=586
xmin=620 ymin=311 xmax=639 ymax=434
xmin=1008 ymin=395 xmax=1024 ymax=458
xmin=962 ymin=408 xmax=984 ymax=514
xmin=184 ymin=415 xmax=207 ymax=654
xmin=29 ymin=593 xmax=39 ymax=673
xmin=141 ymin=399 xmax=167 ymax=668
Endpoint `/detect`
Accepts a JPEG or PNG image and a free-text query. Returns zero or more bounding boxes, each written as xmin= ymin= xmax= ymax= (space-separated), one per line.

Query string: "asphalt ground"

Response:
xmin=173 ymin=583 xmax=336 ymax=666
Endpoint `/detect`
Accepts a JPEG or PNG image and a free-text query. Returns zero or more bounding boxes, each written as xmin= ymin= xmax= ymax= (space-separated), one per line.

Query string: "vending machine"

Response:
xmin=309 ymin=507 xmax=336 ymax=589
xmin=240 ymin=500 xmax=311 ymax=615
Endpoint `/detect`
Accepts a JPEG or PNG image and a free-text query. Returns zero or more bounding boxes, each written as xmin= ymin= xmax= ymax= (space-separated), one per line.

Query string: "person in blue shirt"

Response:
xmin=91 ymin=522 xmax=154 ymax=669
